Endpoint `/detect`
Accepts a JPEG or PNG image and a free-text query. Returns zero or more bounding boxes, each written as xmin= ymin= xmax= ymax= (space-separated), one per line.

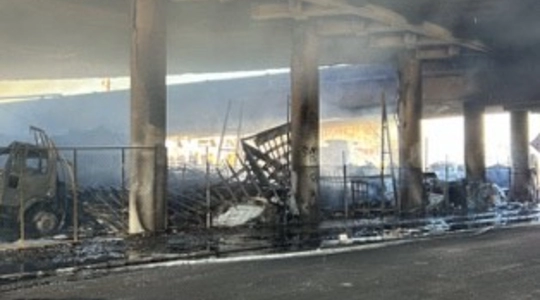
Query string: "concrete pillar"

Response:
xmin=129 ymin=0 xmax=167 ymax=234
xmin=290 ymin=21 xmax=320 ymax=229
xmin=464 ymin=102 xmax=486 ymax=182
xmin=510 ymin=110 xmax=531 ymax=202
xmin=398 ymin=52 xmax=423 ymax=213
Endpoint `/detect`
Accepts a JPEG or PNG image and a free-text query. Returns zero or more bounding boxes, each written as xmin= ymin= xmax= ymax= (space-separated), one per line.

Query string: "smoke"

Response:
xmin=0 ymin=65 xmax=405 ymax=187
xmin=0 ymin=65 xmax=400 ymax=147
xmin=374 ymin=0 xmax=540 ymax=106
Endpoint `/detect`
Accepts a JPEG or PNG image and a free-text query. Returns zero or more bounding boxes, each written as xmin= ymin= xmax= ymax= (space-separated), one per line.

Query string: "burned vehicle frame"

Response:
xmin=0 ymin=126 xmax=74 ymax=239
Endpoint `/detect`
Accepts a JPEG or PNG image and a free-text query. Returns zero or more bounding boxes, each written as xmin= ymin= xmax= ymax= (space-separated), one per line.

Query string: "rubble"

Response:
xmin=214 ymin=198 xmax=268 ymax=227
xmin=466 ymin=181 xmax=504 ymax=212
xmin=422 ymin=218 xmax=450 ymax=234
xmin=1 ymin=122 xmax=537 ymax=267
xmin=166 ymin=123 xmax=293 ymax=229
xmin=0 ymin=237 xmax=125 ymax=277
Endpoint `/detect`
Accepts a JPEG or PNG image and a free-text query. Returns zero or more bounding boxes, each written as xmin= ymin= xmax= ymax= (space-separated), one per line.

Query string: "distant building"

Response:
xmin=166 ymin=117 xmax=400 ymax=171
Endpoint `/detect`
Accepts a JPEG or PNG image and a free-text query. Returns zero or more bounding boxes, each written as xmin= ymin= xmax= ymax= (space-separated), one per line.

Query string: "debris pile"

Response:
xmin=56 ymin=123 xmax=540 ymax=238
xmin=166 ymin=123 xmax=292 ymax=229
xmin=79 ymin=187 xmax=127 ymax=234
xmin=77 ymin=123 xmax=293 ymax=234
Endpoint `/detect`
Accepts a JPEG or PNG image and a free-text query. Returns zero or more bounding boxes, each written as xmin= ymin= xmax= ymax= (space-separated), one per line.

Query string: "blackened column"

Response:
xmin=510 ymin=110 xmax=531 ymax=202
xmin=398 ymin=52 xmax=423 ymax=213
xmin=464 ymin=102 xmax=486 ymax=182
xmin=129 ymin=0 xmax=167 ymax=234
xmin=291 ymin=21 xmax=320 ymax=231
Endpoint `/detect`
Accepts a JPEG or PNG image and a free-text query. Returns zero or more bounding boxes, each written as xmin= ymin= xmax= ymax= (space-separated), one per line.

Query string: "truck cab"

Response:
xmin=0 ymin=127 xmax=71 ymax=238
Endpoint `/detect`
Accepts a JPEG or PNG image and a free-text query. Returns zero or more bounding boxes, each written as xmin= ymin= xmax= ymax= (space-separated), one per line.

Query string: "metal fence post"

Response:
xmin=342 ymin=151 xmax=348 ymax=225
xmin=18 ymin=148 xmax=26 ymax=243
xmin=206 ymin=146 xmax=211 ymax=229
xmin=73 ymin=149 xmax=79 ymax=242
xmin=444 ymin=154 xmax=449 ymax=215
xmin=121 ymin=147 xmax=127 ymax=233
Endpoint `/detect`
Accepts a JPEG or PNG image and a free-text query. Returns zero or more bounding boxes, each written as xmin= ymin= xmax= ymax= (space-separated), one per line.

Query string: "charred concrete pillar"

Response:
xmin=129 ymin=0 xmax=167 ymax=234
xmin=398 ymin=52 xmax=423 ymax=213
xmin=290 ymin=21 xmax=320 ymax=230
xmin=464 ymin=102 xmax=486 ymax=182
xmin=510 ymin=110 xmax=531 ymax=202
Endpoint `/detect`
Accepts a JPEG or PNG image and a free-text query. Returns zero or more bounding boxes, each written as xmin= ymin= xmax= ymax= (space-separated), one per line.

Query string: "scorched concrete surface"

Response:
xmin=5 ymin=226 xmax=540 ymax=300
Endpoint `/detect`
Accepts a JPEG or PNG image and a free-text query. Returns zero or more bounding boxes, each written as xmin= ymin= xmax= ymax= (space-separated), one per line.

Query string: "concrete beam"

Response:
xmin=464 ymin=102 xmax=486 ymax=182
xmin=251 ymin=2 xmax=347 ymax=20
xmin=291 ymin=21 xmax=320 ymax=231
xmin=398 ymin=51 xmax=423 ymax=213
xmin=510 ymin=110 xmax=531 ymax=202
xmin=252 ymin=1 xmax=485 ymax=54
xmin=129 ymin=0 xmax=168 ymax=234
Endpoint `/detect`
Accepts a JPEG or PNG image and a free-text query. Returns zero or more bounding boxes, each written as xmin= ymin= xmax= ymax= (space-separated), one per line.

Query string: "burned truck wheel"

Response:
xmin=24 ymin=204 xmax=61 ymax=238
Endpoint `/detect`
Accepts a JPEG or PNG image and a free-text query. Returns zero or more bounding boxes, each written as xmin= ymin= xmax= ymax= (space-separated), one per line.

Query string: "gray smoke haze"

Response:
xmin=377 ymin=0 xmax=540 ymax=105
xmin=0 ymin=65 xmax=398 ymax=147
xmin=0 ymin=65 xmax=401 ymax=187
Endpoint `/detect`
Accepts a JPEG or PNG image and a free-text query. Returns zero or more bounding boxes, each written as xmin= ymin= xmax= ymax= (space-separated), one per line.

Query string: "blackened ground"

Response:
xmin=0 ymin=238 xmax=126 ymax=277
xmin=5 ymin=225 xmax=540 ymax=300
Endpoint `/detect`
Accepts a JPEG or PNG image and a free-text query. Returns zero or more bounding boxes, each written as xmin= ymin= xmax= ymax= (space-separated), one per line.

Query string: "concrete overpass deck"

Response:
xmin=1 ymin=0 xmax=538 ymax=105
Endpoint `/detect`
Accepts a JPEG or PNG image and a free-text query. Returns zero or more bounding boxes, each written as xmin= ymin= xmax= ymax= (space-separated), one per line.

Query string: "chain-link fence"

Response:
xmin=320 ymin=174 xmax=399 ymax=219
xmin=1 ymin=141 xmax=536 ymax=248
xmin=0 ymin=133 xmax=291 ymax=244
xmin=0 ymin=146 xmax=162 ymax=243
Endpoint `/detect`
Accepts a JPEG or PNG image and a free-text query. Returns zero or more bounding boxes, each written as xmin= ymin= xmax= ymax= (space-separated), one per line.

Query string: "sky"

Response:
xmin=423 ymin=113 xmax=540 ymax=166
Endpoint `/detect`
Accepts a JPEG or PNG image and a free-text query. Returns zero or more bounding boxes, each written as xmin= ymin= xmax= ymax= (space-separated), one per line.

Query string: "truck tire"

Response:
xmin=24 ymin=204 xmax=60 ymax=238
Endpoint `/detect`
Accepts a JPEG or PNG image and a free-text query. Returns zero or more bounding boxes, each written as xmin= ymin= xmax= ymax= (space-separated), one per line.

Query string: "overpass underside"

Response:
xmin=4 ymin=0 xmax=540 ymax=234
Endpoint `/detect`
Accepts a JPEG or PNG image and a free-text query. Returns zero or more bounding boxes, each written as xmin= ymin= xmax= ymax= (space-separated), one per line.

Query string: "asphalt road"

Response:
xmin=5 ymin=226 xmax=540 ymax=300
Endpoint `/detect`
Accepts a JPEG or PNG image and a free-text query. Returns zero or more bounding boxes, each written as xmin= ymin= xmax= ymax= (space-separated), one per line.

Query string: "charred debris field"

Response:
xmin=0 ymin=124 xmax=539 ymax=284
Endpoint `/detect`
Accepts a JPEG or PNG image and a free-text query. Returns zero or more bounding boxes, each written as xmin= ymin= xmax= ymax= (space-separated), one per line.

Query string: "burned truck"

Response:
xmin=0 ymin=127 xmax=73 ymax=238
